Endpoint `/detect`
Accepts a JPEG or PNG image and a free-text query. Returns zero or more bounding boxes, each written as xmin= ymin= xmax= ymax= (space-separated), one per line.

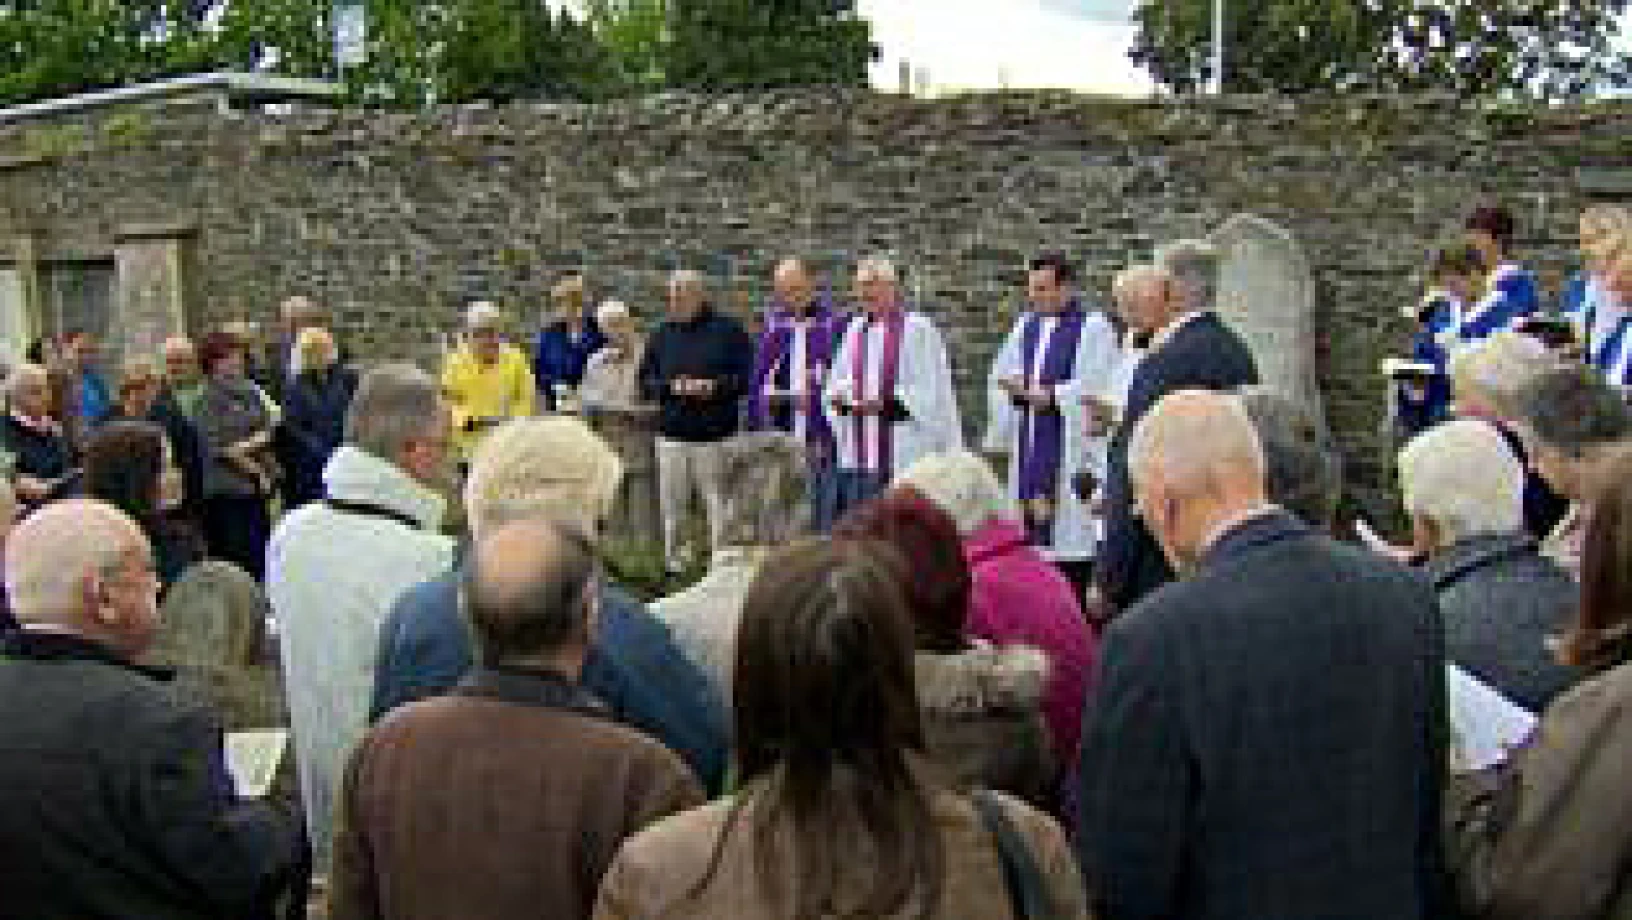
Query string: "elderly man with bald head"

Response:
xmin=1095 ymin=245 xmax=1259 ymax=614
xmin=1076 ymin=390 xmax=1448 ymax=920
xmin=0 ymin=500 xmax=301 ymax=919
xmin=746 ymin=258 xmax=852 ymax=530
xmin=332 ymin=519 xmax=702 ymax=920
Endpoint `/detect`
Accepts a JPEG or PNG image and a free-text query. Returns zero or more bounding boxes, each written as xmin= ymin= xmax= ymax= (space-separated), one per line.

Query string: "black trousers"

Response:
xmin=201 ymin=494 xmax=272 ymax=582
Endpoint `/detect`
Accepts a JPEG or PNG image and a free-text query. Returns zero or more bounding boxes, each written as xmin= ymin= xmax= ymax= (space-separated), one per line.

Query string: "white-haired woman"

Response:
xmin=1 ymin=363 xmax=74 ymax=513
xmin=579 ymin=299 xmax=659 ymax=543
xmin=1399 ymin=420 xmax=1579 ymax=713
xmin=894 ymin=450 xmax=1096 ymax=778
xmin=1448 ymin=331 xmax=1570 ymax=541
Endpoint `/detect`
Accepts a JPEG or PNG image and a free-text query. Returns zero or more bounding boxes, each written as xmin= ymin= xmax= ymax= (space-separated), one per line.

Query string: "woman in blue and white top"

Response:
xmin=1559 ymin=206 xmax=1632 ymax=385
xmin=1395 ymin=242 xmax=1488 ymax=437
xmin=1462 ymin=205 xmax=1540 ymax=339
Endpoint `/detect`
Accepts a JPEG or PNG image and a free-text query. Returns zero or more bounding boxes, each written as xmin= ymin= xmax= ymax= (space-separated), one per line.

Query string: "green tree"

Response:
xmin=665 ymin=0 xmax=876 ymax=91
xmin=1132 ymin=0 xmax=1632 ymax=98
xmin=582 ymin=0 xmax=668 ymax=89
xmin=352 ymin=0 xmax=619 ymax=105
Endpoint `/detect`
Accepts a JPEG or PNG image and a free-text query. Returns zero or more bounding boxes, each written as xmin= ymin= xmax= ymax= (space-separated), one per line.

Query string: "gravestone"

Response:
xmin=1210 ymin=213 xmax=1326 ymax=429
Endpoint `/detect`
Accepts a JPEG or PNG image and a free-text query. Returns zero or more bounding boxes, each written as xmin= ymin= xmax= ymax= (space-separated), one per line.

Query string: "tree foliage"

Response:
xmin=1131 ymin=0 xmax=1632 ymax=99
xmin=666 ymin=0 xmax=876 ymax=90
xmin=0 ymin=0 xmax=879 ymax=107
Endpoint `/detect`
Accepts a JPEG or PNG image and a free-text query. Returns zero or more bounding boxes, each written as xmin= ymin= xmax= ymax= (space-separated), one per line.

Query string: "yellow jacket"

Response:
xmin=440 ymin=344 xmax=537 ymax=457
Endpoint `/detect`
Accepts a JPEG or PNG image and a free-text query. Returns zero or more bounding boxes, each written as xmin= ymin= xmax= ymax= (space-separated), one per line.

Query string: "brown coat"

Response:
xmin=1447 ymin=651 xmax=1632 ymax=920
xmin=330 ymin=669 xmax=704 ymax=920
xmin=592 ymin=783 xmax=1090 ymax=920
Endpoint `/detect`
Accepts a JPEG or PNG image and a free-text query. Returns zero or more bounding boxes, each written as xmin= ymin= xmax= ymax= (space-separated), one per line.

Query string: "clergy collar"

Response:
xmin=1148 ymin=310 xmax=1207 ymax=354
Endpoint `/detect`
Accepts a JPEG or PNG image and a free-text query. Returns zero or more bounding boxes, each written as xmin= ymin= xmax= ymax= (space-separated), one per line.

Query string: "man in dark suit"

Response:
xmin=1097 ymin=243 xmax=1259 ymax=614
xmin=0 ymin=500 xmax=303 ymax=919
xmin=1076 ymin=390 xmax=1449 ymax=920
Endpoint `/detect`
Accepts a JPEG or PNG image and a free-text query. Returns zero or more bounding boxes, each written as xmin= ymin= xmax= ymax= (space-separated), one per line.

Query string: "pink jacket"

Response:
xmin=964 ymin=518 xmax=1097 ymax=768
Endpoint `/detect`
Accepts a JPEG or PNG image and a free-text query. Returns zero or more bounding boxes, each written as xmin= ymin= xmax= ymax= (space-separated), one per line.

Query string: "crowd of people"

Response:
xmin=0 ymin=198 xmax=1629 ymax=920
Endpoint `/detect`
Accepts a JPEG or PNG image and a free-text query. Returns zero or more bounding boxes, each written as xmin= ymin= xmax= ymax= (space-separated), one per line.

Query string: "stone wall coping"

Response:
xmin=114 ymin=222 xmax=199 ymax=243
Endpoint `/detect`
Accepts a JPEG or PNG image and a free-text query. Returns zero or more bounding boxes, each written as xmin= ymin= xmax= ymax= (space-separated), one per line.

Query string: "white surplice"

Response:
xmin=824 ymin=311 xmax=964 ymax=476
xmin=982 ymin=310 xmax=1121 ymax=561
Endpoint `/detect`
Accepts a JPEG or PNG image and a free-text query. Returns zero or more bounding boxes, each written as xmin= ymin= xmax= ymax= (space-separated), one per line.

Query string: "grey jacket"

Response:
xmin=1427 ymin=532 xmax=1582 ymax=713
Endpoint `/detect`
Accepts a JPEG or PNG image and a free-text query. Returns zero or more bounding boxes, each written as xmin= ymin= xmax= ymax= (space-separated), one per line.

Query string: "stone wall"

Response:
xmin=3 ymin=90 xmax=1629 ymax=516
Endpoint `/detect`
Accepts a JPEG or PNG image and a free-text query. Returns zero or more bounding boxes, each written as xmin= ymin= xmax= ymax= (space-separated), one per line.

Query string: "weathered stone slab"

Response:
xmin=1211 ymin=213 xmax=1326 ymax=430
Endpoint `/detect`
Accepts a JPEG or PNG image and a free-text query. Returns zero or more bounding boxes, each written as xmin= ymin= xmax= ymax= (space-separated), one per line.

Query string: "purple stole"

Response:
xmin=748 ymin=295 xmax=847 ymax=461
xmin=852 ymin=311 xmax=906 ymax=474
xmin=1016 ymin=308 xmax=1087 ymax=540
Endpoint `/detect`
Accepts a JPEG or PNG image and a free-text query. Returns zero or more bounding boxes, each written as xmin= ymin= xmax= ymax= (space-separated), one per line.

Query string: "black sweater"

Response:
xmin=637 ymin=308 xmax=754 ymax=442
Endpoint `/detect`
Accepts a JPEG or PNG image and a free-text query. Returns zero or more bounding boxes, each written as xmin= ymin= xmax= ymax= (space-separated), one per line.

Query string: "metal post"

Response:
xmin=1212 ymin=0 xmax=1225 ymax=94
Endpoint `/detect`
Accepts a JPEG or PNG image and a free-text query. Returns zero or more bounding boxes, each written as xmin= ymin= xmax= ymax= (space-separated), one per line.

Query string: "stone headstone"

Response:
xmin=1209 ymin=213 xmax=1326 ymax=429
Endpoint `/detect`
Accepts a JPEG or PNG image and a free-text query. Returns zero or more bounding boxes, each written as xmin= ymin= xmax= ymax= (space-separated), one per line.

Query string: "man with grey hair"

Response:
xmin=1095 ymin=247 xmax=1258 ymax=614
xmin=638 ymin=270 xmax=754 ymax=575
xmin=1396 ymin=419 xmax=1577 ymax=712
xmin=269 ymin=363 xmax=457 ymax=872
xmin=651 ymin=432 xmax=809 ymax=703
xmin=824 ymin=256 xmax=963 ymax=521
xmin=0 ymin=500 xmax=302 ymax=918
xmin=1234 ymin=385 xmax=1342 ymax=528
xmin=1078 ymin=389 xmax=1447 ymax=920
xmin=371 ymin=417 xmax=729 ymax=792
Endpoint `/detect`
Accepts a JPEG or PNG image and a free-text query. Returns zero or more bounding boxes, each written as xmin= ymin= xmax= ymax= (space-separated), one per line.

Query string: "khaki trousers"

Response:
xmin=656 ymin=437 xmax=728 ymax=570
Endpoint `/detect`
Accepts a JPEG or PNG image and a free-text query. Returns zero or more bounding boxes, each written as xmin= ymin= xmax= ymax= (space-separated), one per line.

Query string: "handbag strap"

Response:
xmin=971 ymin=788 xmax=1054 ymax=920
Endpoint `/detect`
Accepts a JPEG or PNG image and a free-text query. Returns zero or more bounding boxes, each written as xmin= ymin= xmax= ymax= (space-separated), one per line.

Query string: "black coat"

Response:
xmin=637 ymin=308 xmax=754 ymax=442
xmin=1 ymin=411 xmax=73 ymax=486
xmin=1077 ymin=512 xmax=1450 ymax=920
xmin=1427 ymin=531 xmax=1582 ymax=713
xmin=0 ymin=630 xmax=302 ymax=920
xmin=280 ymin=365 xmax=359 ymax=507
xmin=1097 ymin=312 xmax=1258 ymax=612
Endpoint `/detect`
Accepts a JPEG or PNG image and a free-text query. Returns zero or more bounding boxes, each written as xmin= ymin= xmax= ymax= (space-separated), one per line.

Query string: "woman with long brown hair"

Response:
xmin=1448 ymin=448 xmax=1632 ymax=918
xmin=593 ymin=539 xmax=1086 ymax=920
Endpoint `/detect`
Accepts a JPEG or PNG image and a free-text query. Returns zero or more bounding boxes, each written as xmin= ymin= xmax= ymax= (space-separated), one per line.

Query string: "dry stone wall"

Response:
xmin=3 ymin=90 xmax=1629 ymax=515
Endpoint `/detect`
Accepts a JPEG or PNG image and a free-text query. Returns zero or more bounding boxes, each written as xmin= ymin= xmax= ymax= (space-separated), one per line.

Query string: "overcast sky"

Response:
xmin=861 ymin=1 xmax=1632 ymax=95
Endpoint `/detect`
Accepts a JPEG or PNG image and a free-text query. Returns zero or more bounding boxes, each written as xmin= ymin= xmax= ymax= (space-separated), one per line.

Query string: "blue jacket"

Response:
xmin=371 ymin=569 xmax=729 ymax=794
xmin=533 ymin=318 xmax=606 ymax=410
xmin=1460 ymin=263 xmax=1538 ymax=341
xmin=1396 ymin=296 xmax=1455 ymax=437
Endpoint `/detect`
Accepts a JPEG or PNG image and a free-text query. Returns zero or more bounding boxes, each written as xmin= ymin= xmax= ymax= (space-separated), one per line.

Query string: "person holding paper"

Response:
xmin=1446 ymin=450 xmax=1632 ymax=920
xmin=0 ymin=500 xmax=302 ymax=919
xmin=824 ymin=257 xmax=963 ymax=521
xmin=1397 ymin=420 xmax=1580 ymax=712
xmin=983 ymin=253 xmax=1120 ymax=592
xmin=638 ymin=270 xmax=754 ymax=574
xmin=746 ymin=258 xmax=851 ymax=532
xmin=441 ymin=301 xmax=537 ymax=463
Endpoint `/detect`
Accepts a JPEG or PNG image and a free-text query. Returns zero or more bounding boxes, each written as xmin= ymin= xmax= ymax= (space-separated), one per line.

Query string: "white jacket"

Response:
xmin=268 ymin=445 xmax=455 ymax=870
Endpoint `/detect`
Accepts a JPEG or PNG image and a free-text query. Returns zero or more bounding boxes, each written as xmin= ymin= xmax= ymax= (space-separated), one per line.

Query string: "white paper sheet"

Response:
xmin=225 ymin=729 xmax=289 ymax=799
xmin=1446 ymin=665 xmax=1537 ymax=772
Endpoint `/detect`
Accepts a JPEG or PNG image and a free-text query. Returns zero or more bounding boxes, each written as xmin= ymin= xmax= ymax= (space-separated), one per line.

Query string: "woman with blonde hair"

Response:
xmin=1559 ymin=206 xmax=1632 ymax=366
xmin=282 ymin=326 xmax=358 ymax=508
xmin=534 ymin=274 xmax=606 ymax=411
